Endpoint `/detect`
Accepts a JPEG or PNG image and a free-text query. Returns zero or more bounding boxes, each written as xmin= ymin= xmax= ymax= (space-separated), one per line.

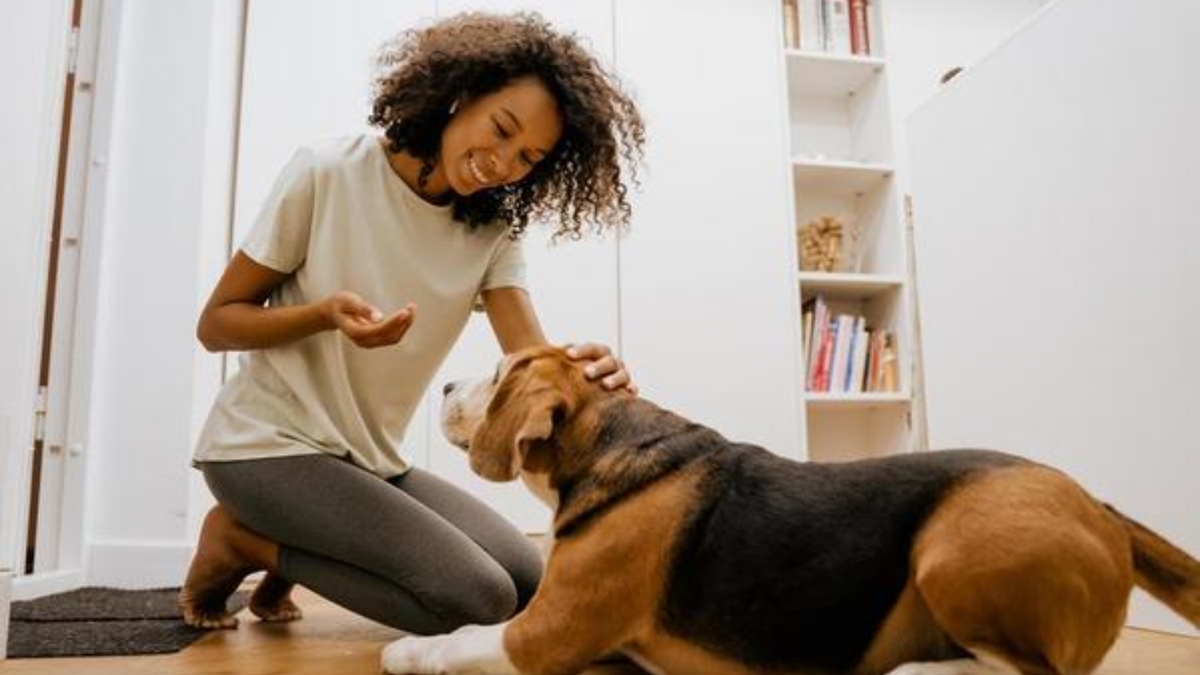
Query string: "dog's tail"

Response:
xmin=1106 ymin=504 xmax=1200 ymax=628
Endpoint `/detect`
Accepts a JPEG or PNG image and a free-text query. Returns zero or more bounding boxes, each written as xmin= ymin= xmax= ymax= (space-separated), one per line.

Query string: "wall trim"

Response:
xmin=85 ymin=540 xmax=193 ymax=588
xmin=12 ymin=569 xmax=81 ymax=601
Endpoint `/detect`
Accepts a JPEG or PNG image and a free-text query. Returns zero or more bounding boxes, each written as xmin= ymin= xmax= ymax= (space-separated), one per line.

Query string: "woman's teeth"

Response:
xmin=468 ymin=155 xmax=488 ymax=185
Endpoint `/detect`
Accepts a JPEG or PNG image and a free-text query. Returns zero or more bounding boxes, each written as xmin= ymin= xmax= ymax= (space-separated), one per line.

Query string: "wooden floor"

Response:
xmin=2 ymin=587 xmax=1197 ymax=674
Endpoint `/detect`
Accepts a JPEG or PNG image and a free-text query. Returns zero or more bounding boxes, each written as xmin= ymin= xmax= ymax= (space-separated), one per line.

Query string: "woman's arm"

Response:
xmin=480 ymin=287 xmax=547 ymax=353
xmin=481 ymin=287 xmax=635 ymax=392
xmin=198 ymin=252 xmax=415 ymax=352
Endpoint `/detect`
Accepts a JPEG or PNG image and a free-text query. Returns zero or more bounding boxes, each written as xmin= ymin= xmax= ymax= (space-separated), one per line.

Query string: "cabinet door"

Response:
xmin=614 ymin=0 xmax=802 ymax=456
xmin=908 ymin=0 xmax=1200 ymax=634
xmin=426 ymin=0 xmax=618 ymax=533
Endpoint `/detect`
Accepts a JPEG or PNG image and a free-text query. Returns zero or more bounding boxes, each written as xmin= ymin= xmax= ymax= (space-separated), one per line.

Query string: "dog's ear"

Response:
xmin=469 ymin=370 xmax=567 ymax=482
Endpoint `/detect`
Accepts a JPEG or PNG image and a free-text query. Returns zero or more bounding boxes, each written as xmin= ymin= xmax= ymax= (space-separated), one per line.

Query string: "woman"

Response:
xmin=179 ymin=11 xmax=644 ymax=634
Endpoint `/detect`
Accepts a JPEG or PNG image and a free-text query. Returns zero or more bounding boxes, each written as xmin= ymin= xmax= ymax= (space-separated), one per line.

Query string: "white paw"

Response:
xmin=380 ymin=624 xmax=515 ymax=675
xmin=887 ymin=664 xmax=946 ymax=675
xmin=381 ymin=635 xmax=449 ymax=674
xmin=885 ymin=659 xmax=1009 ymax=675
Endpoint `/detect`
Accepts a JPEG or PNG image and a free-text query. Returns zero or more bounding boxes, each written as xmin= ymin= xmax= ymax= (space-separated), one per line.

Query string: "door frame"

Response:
xmin=6 ymin=0 xmax=117 ymax=598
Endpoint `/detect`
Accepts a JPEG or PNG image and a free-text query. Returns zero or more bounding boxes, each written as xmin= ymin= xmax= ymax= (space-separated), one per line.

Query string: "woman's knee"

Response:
xmin=429 ymin=568 xmax=520 ymax=627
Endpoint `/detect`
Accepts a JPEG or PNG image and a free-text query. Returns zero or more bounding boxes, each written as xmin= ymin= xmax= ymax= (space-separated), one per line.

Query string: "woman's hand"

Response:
xmin=566 ymin=342 xmax=638 ymax=396
xmin=323 ymin=291 xmax=417 ymax=349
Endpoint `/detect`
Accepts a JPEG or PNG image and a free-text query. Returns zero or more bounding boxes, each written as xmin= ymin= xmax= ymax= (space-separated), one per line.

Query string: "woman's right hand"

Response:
xmin=323 ymin=291 xmax=416 ymax=349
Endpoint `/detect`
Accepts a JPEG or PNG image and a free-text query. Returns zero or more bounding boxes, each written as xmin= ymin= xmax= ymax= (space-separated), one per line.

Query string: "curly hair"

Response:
xmin=369 ymin=12 xmax=645 ymax=239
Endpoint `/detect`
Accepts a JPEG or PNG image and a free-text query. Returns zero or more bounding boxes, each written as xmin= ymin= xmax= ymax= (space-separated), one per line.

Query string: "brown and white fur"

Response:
xmin=381 ymin=346 xmax=1200 ymax=675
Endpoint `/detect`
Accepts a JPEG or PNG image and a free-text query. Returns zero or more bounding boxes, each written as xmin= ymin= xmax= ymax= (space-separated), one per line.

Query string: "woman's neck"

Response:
xmin=379 ymin=138 xmax=454 ymax=205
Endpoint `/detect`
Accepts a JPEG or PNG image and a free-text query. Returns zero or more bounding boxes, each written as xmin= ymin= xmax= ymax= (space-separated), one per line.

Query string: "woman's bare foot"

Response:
xmin=179 ymin=506 xmax=277 ymax=629
xmin=250 ymin=571 xmax=304 ymax=622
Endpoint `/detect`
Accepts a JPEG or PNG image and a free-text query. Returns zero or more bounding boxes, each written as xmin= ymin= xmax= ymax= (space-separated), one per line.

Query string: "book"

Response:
xmin=829 ymin=314 xmax=855 ymax=392
xmin=804 ymin=296 xmax=829 ymax=390
xmin=782 ymin=0 xmax=800 ymax=49
xmin=799 ymin=0 xmax=824 ymax=52
xmin=849 ymin=0 xmax=870 ymax=56
xmin=848 ymin=317 xmax=869 ymax=392
xmin=825 ymin=0 xmax=852 ymax=55
xmin=879 ymin=334 xmax=898 ymax=392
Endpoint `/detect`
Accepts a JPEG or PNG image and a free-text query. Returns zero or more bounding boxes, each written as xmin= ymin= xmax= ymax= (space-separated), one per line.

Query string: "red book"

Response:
xmin=850 ymin=0 xmax=870 ymax=56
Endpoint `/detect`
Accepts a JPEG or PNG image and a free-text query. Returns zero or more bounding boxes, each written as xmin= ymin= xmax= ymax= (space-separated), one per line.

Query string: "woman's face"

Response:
xmin=438 ymin=76 xmax=564 ymax=196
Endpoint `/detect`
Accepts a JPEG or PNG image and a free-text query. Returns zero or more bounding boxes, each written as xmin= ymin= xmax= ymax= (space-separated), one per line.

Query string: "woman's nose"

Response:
xmin=488 ymin=151 xmax=513 ymax=181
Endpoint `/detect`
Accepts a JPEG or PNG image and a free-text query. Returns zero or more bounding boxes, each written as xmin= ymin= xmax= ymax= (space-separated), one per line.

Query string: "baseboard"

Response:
xmin=85 ymin=540 xmax=193 ymax=589
xmin=12 ymin=569 xmax=82 ymax=601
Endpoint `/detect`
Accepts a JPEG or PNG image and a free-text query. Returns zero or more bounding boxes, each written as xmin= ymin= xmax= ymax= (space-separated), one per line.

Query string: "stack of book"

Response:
xmin=781 ymin=0 xmax=874 ymax=56
xmin=802 ymin=296 xmax=897 ymax=393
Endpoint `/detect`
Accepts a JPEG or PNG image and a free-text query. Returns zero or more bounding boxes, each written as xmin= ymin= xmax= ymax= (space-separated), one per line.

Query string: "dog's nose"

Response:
xmin=443 ymin=382 xmax=456 ymax=396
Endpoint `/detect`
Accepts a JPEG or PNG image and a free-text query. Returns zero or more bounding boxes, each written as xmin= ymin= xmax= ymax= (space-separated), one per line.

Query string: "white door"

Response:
xmin=907 ymin=0 xmax=1200 ymax=634
xmin=235 ymin=0 xmax=619 ymax=532
xmin=14 ymin=0 xmax=105 ymax=580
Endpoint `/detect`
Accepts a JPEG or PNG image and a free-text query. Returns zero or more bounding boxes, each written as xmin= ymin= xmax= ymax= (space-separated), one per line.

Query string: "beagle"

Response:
xmin=382 ymin=345 xmax=1200 ymax=675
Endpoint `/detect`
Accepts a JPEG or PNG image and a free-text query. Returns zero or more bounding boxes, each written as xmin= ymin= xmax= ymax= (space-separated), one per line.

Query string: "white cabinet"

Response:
xmin=907 ymin=0 xmax=1200 ymax=634
xmin=614 ymin=0 xmax=803 ymax=458
xmin=781 ymin=1 xmax=917 ymax=461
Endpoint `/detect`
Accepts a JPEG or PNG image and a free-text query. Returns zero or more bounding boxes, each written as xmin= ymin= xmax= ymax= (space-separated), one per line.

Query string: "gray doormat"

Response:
xmin=7 ymin=586 xmax=249 ymax=658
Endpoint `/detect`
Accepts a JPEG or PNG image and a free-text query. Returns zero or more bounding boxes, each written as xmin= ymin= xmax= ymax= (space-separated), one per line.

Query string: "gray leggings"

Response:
xmin=200 ymin=454 xmax=543 ymax=634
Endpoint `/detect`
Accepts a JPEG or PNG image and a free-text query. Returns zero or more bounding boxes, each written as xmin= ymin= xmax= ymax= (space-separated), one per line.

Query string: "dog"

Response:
xmin=381 ymin=345 xmax=1200 ymax=675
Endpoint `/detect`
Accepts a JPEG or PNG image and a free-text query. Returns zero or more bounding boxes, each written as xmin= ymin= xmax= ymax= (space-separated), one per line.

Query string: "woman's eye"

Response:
xmin=493 ymin=121 xmax=510 ymax=139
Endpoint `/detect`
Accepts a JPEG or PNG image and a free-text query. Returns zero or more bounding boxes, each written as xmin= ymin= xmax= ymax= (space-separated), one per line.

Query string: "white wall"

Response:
xmin=0 ymin=0 xmax=73 ymax=573
xmin=908 ymin=0 xmax=1199 ymax=634
xmin=615 ymin=0 xmax=803 ymax=455
xmin=81 ymin=0 xmax=243 ymax=586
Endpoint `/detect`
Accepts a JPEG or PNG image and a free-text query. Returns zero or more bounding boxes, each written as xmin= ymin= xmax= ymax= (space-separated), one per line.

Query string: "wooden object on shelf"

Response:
xmin=797 ymin=216 xmax=844 ymax=272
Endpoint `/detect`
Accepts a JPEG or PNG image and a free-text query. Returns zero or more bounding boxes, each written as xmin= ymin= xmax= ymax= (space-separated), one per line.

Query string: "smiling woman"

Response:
xmin=178 ymin=10 xmax=645 ymax=637
xmin=370 ymin=11 xmax=645 ymax=239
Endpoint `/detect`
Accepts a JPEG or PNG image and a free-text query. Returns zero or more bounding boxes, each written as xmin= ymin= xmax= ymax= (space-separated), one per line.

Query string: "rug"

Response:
xmin=6 ymin=586 xmax=249 ymax=658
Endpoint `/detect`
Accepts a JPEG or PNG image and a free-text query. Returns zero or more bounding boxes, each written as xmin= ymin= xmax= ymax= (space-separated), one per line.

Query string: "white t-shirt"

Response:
xmin=193 ymin=135 xmax=526 ymax=477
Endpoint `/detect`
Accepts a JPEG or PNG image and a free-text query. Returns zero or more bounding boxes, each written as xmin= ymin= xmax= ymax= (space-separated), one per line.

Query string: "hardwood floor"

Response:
xmin=2 ymin=587 xmax=1197 ymax=674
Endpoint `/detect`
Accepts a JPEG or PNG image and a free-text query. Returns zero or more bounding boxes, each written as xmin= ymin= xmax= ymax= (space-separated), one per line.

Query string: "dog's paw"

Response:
xmin=885 ymin=659 xmax=1011 ymax=675
xmin=381 ymin=635 xmax=448 ymax=674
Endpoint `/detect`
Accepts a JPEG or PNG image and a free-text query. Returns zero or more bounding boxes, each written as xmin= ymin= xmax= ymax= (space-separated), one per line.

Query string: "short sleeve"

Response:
xmin=240 ymin=149 xmax=315 ymax=273
xmin=472 ymin=232 xmax=528 ymax=312
xmin=480 ymin=233 xmax=527 ymax=292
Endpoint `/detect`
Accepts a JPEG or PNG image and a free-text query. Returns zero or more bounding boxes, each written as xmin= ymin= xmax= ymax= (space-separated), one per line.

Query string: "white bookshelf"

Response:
xmin=780 ymin=0 xmax=916 ymax=462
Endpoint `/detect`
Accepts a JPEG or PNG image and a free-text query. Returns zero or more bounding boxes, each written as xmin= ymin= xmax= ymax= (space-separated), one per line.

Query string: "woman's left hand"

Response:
xmin=566 ymin=342 xmax=638 ymax=396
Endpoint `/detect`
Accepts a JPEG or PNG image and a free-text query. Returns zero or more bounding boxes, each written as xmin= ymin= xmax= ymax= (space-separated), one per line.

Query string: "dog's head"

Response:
xmin=441 ymin=345 xmax=604 ymax=482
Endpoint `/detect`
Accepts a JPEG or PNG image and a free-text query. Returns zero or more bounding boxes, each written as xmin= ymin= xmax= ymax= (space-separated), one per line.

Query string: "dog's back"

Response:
xmin=659 ymin=447 xmax=1025 ymax=672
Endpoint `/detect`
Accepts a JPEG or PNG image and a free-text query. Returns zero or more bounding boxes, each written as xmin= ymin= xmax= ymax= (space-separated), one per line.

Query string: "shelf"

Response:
xmin=798 ymin=272 xmax=904 ymax=299
xmin=793 ymin=158 xmax=893 ymax=195
xmin=804 ymin=392 xmax=910 ymax=410
xmin=785 ymin=50 xmax=886 ymax=98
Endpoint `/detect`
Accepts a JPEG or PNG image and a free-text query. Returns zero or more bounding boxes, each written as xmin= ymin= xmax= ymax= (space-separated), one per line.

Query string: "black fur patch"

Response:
xmin=553 ymin=397 xmax=723 ymax=537
xmin=659 ymin=448 xmax=1024 ymax=671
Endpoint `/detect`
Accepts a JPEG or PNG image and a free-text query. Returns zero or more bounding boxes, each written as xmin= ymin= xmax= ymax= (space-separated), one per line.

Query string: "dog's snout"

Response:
xmin=443 ymin=382 xmax=456 ymax=397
